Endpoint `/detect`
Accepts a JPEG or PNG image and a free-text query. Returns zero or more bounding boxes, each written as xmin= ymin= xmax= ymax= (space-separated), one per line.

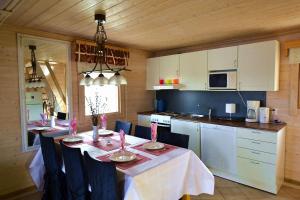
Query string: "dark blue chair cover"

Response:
xmin=39 ymin=134 xmax=68 ymax=200
xmin=114 ymin=120 xmax=132 ymax=135
xmin=60 ymin=141 xmax=89 ymax=200
xmin=134 ymin=125 xmax=151 ymax=140
xmin=83 ymin=151 xmax=118 ymax=200
xmin=157 ymin=132 xmax=190 ymax=149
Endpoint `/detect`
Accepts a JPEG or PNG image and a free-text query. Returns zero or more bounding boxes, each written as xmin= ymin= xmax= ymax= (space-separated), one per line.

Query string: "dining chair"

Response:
xmin=60 ymin=141 xmax=90 ymax=200
xmin=83 ymin=151 xmax=118 ymax=200
xmin=114 ymin=120 xmax=132 ymax=135
xmin=157 ymin=132 xmax=190 ymax=149
xmin=39 ymin=134 xmax=68 ymax=200
xmin=57 ymin=112 xmax=67 ymax=120
xmin=134 ymin=125 xmax=151 ymax=140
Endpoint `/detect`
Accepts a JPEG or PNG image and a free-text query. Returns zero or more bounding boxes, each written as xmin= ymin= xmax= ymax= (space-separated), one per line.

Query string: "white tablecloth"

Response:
xmin=29 ymin=131 xmax=214 ymax=199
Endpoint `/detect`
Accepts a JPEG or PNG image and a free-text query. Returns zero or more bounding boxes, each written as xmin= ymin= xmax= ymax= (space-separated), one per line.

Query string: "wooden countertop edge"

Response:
xmin=137 ymin=112 xmax=286 ymax=132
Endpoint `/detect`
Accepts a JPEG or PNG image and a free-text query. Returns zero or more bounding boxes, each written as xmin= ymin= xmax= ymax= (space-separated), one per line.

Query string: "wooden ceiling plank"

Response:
xmin=7 ymin=0 xmax=60 ymax=26
xmin=45 ymin=0 xmax=127 ymax=32
xmin=3 ymin=0 xmax=40 ymax=23
xmin=42 ymin=0 xmax=106 ymax=28
xmin=24 ymin=0 xmax=83 ymax=27
xmin=71 ymin=0 xmax=177 ymax=38
xmin=47 ymin=0 xmax=167 ymax=37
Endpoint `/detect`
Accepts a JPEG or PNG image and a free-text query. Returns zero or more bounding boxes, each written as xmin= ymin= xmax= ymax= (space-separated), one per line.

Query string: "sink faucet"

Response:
xmin=208 ymin=108 xmax=212 ymax=119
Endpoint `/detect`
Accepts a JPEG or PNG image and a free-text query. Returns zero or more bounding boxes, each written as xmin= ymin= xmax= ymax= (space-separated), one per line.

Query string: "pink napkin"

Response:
xmin=151 ymin=123 xmax=158 ymax=142
xmin=119 ymin=129 xmax=125 ymax=150
xmin=70 ymin=118 xmax=77 ymax=135
xmin=101 ymin=114 xmax=107 ymax=129
xmin=40 ymin=113 xmax=47 ymax=126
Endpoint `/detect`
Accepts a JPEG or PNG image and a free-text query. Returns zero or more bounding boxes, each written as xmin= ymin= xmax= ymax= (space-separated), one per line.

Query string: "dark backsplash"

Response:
xmin=156 ymin=90 xmax=266 ymax=118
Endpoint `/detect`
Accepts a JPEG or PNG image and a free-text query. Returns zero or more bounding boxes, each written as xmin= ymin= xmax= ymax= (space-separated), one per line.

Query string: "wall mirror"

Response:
xmin=18 ymin=34 xmax=72 ymax=152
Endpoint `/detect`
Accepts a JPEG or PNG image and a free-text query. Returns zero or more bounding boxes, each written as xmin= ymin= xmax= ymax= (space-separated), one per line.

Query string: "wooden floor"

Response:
xmin=12 ymin=177 xmax=300 ymax=200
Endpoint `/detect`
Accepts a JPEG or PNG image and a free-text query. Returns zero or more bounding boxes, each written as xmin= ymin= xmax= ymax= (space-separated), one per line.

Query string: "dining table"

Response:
xmin=29 ymin=129 xmax=215 ymax=200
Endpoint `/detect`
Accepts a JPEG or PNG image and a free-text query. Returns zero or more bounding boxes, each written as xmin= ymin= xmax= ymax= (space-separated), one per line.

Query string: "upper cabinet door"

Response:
xmin=146 ymin=57 xmax=160 ymax=90
xmin=159 ymin=55 xmax=179 ymax=80
xmin=179 ymin=51 xmax=208 ymax=90
xmin=238 ymin=40 xmax=279 ymax=91
xmin=208 ymin=46 xmax=238 ymax=71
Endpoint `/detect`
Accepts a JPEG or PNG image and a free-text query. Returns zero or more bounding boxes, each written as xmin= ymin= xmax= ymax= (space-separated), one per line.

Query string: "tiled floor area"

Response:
xmin=14 ymin=177 xmax=300 ymax=200
xmin=192 ymin=177 xmax=300 ymax=200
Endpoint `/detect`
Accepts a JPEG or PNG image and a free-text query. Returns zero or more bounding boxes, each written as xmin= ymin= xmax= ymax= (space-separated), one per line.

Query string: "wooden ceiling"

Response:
xmin=2 ymin=0 xmax=300 ymax=51
xmin=23 ymin=38 xmax=68 ymax=63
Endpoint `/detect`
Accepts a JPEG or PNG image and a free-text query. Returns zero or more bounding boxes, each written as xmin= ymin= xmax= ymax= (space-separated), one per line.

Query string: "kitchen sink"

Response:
xmin=190 ymin=114 xmax=205 ymax=118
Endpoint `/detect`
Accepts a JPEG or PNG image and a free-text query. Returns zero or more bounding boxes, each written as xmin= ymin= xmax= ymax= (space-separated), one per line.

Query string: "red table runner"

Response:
xmin=30 ymin=128 xmax=62 ymax=135
xmin=97 ymin=153 xmax=152 ymax=170
xmin=59 ymin=137 xmax=130 ymax=152
xmin=131 ymin=142 xmax=178 ymax=156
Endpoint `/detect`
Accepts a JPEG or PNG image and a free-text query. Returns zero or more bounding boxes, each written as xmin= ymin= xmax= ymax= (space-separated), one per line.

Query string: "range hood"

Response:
xmin=153 ymin=84 xmax=183 ymax=90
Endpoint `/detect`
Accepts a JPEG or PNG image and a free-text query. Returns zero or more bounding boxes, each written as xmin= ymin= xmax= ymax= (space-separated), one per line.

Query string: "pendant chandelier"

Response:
xmin=25 ymin=45 xmax=45 ymax=88
xmin=79 ymin=13 xmax=130 ymax=86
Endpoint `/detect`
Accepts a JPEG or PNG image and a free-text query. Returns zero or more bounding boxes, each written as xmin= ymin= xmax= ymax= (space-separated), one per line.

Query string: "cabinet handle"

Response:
xmin=251 ymin=151 xmax=260 ymax=155
xmin=251 ymin=141 xmax=261 ymax=145
xmin=234 ymin=59 xmax=237 ymax=67
xmin=252 ymin=131 xmax=262 ymax=134
xmin=250 ymin=161 xmax=260 ymax=165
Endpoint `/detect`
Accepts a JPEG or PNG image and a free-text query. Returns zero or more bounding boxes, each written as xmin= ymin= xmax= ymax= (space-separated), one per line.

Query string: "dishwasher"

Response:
xmin=201 ymin=123 xmax=237 ymax=176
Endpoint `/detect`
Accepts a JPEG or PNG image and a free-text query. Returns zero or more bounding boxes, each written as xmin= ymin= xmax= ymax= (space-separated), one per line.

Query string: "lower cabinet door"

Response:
xmin=237 ymin=157 xmax=275 ymax=187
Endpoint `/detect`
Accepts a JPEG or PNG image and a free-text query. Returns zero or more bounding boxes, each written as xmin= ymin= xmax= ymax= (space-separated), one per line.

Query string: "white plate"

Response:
xmin=109 ymin=151 xmax=136 ymax=162
xmin=63 ymin=136 xmax=83 ymax=143
xmin=143 ymin=142 xmax=165 ymax=150
xmin=34 ymin=127 xmax=51 ymax=131
xmin=98 ymin=129 xmax=114 ymax=136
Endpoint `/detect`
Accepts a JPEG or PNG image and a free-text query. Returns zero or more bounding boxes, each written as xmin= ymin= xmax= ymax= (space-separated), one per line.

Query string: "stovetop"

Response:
xmin=155 ymin=112 xmax=181 ymax=117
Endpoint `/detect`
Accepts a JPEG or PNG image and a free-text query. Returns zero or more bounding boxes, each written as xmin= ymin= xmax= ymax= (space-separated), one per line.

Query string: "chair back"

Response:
xmin=84 ymin=151 xmax=117 ymax=200
xmin=134 ymin=125 xmax=151 ymax=140
xmin=39 ymin=133 xmax=60 ymax=174
xmin=60 ymin=142 xmax=89 ymax=200
xmin=158 ymin=132 xmax=189 ymax=148
xmin=57 ymin=112 xmax=67 ymax=120
xmin=39 ymin=134 xmax=67 ymax=200
xmin=114 ymin=120 xmax=132 ymax=135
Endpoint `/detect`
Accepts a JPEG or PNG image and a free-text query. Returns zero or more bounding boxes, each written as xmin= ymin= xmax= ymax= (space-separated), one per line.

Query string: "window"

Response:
xmin=84 ymin=73 xmax=119 ymax=115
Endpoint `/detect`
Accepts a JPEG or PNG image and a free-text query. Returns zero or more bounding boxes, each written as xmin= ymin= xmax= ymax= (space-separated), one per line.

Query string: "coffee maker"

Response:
xmin=245 ymin=101 xmax=260 ymax=122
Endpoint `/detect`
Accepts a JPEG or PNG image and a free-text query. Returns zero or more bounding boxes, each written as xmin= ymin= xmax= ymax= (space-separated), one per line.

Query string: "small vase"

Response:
xmin=92 ymin=126 xmax=99 ymax=142
xmin=50 ymin=116 xmax=56 ymax=128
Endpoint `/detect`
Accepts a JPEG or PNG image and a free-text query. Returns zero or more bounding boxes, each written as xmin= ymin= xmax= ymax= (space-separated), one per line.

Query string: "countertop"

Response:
xmin=137 ymin=111 xmax=286 ymax=132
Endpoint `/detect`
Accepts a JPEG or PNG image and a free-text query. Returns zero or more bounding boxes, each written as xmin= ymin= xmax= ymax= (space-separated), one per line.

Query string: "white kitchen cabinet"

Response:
xmin=201 ymin=123 xmax=237 ymax=176
xmin=238 ymin=40 xmax=279 ymax=91
xmin=208 ymin=46 xmax=238 ymax=71
xmin=179 ymin=51 xmax=208 ymax=90
xmin=236 ymin=127 xmax=285 ymax=194
xmin=137 ymin=114 xmax=151 ymax=127
xmin=171 ymin=119 xmax=201 ymax=157
xmin=159 ymin=55 xmax=179 ymax=80
xmin=146 ymin=57 xmax=160 ymax=90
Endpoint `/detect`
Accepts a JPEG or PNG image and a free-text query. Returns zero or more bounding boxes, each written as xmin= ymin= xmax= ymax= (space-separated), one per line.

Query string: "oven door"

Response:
xmin=154 ymin=122 xmax=171 ymax=135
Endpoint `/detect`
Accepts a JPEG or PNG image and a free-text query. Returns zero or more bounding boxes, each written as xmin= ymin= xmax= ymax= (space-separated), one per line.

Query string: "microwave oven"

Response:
xmin=208 ymin=70 xmax=237 ymax=90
